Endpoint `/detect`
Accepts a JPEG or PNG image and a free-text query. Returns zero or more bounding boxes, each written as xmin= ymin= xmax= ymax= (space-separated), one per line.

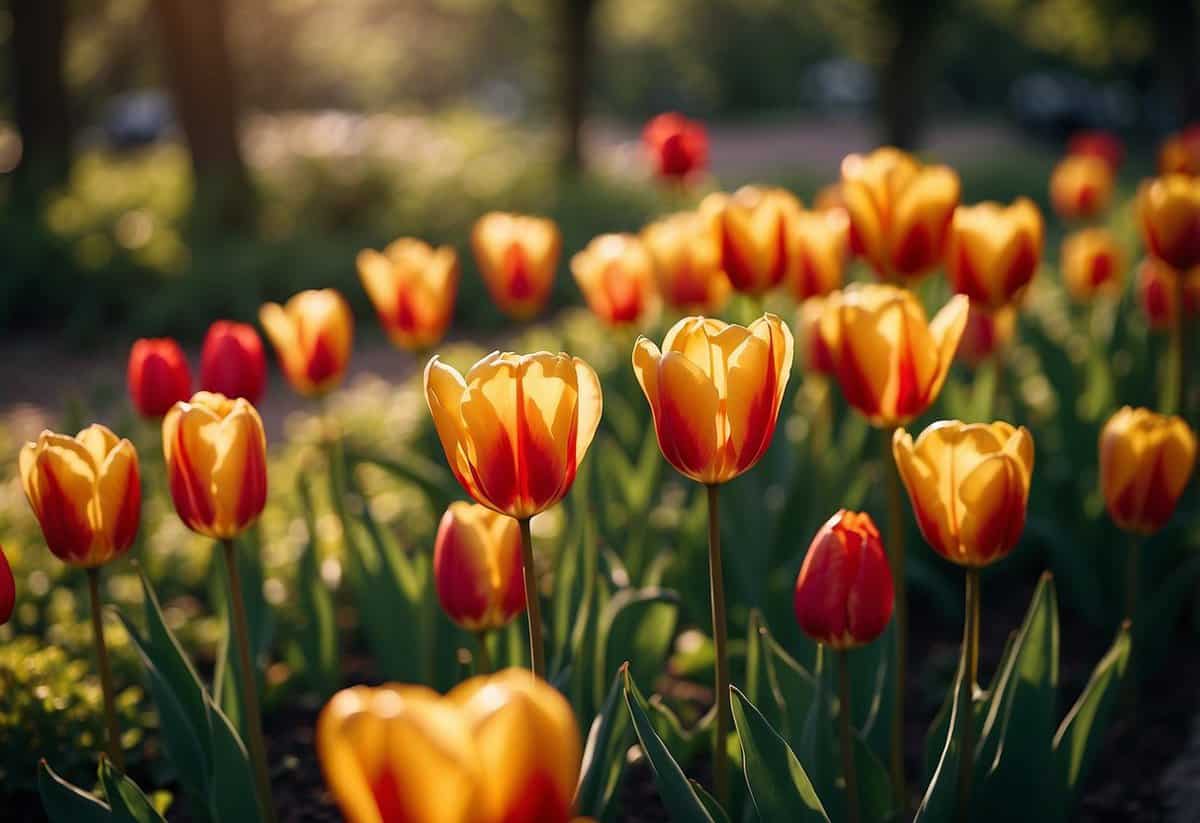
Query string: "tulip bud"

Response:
xmin=893 ymin=421 xmax=1034 ymax=568
xmin=640 ymin=211 xmax=731 ymax=314
xmin=260 ymin=289 xmax=354 ymax=396
xmin=1049 ymin=154 xmax=1113 ymax=221
xmin=642 ymin=112 xmax=708 ymax=182
xmin=127 ymin=338 xmax=192 ymax=418
xmin=633 ymin=314 xmax=793 ymax=485
xmin=472 ymin=212 xmax=560 ymax=320
xmin=956 ymin=304 xmax=1016 ymax=368
xmin=793 ymin=510 xmax=893 ymax=649
xmin=946 ymin=198 xmax=1043 ymax=309
xmin=434 ymin=502 xmax=525 ymax=632
xmin=1061 ymin=228 xmax=1124 ymax=302
xmin=425 ymin=352 xmax=601 ymax=519
xmin=818 ymin=285 xmax=969 ymax=427
xmin=163 ymin=392 xmax=267 ymax=540
xmin=1099 ymin=407 xmax=1197 ymax=535
xmin=0 ymin=545 xmax=13 ymax=626
xmin=1136 ymin=258 xmax=1200 ymax=331
xmin=789 ymin=209 xmax=850 ymax=300
xmin=840 ymin=147 xmax=961 ymax=282
xmin=1137 ymin=175 xmax=1200 ymax=271
xmin=20 ymin=425 xmax=141 ymax=567
xmin=357 ymin=239 xmax=458 ymax=351
xmin=700 ymin=185 xmax=803 ymax=294
xmin=1067 ymin=130 xmax=1124 ymax=171
xmin=1158 ymin=125 xmax=1200 ymax=176
xmin=570 ymin=233 xmax=660 ymax=327
xmin=201 ymin=320 xmax=266 ymax=405
xmin=797 ymin=297 xmax=834 ymax=375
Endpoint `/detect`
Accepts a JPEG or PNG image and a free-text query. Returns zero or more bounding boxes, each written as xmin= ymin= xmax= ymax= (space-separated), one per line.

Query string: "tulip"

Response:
xmin=1067 ymin=129 xmax=1124 ymax=171
xmin=798 ymin=297 xmax=835 ymax=375
xmin=201 ymin=320 xmax=266 ymax=405
xmin=433 ymin=502 xmax=525 ymax=634
xmin=20 ymin=425 xmax=141 ymax=567
xmin=1137 ymin=174 xmax=1200 ymax=271
xmin=570 ymin=233 xmax=660 ymax=326
xmin=1061 ymin=228 xmax=1124 ymax=302
xmin=946 ymin=198 xmax=1043 ymax=309
xmin=1137 ymin=258 xmax=1200 ymax=330
xmin=0 ymin=545 xmax=13 ymax=626
xmin=642 ymin=112 xmax=708 ymax=182
xmin=127 ymin=337 xmax=192 ymax=418
xmin=162 ymin=392 xmax=267 ymax=540
xmin=1049 ymin=154 xmax=1113 ymax=221
xmin=840 ymin=147 xmax=961 ymax=282
xmin=956 ymin=304 xmax=1016 ymax=368
xmin=1099 ymin=407 xmax=1197 ymax=536
xmin=641 ymin=211 xmax=731 ymax=314
xmin=472 ymin=212 xmax=560 ymax=320
xmin=357 ymin=239 xmax=458 ymax=351
xmin=814 ymin=181 xmax=848 ymax=214
xmin=260 ymin=289 xmax=354 ymax=396
xmin=789 ymin=208 xmax=850 ymax=300
xmin=1159 ymin=125 xmax=1200 ymax=176
xmin=818 ymin=284 xmax=969 ymax=428
xmin=699 ymin=185 xmax=803 ymax=294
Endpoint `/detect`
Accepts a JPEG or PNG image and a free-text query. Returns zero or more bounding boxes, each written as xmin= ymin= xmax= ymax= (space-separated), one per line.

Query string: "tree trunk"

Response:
xmin=876 ymin=0 xmax=940 ymax=150
xmin=9 ymin=0 xmax=72 ymax=197
xmin=152 ymin=0 xmax=253 ymax=226
xmin=559 ymin=0 xmax=597 ymax=175
xmin=1149 ymin=0 xmax=1200 ymax=125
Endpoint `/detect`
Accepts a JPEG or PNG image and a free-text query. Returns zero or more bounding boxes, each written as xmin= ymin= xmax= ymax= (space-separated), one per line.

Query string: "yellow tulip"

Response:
xmin=699 ymin=185 xmax=803 ymax=294
xmin=472 ymin=212 xmax=561 ymax=320
xmin=424 ymin=352 xmax=602 ymax=519
xmin=357 ymin=239 xmax=458 ymax=351
xmin=162 ymin=392 xmax=268 ymax=540
xmin=893 ymin=421 xmax=1034 ymax=567
xmin=946 ymin=198 xmax=1044 ymax=309
xmin=1099 ymin=407 xmax=1197 ymax=535
xmin=570 ymin=233 xmax=660 ymax=326
xmin=640 ymin=211 xmax=731 ymax=314
xmin=1049 ymin=154 xmax=1113 ymax=220
xmin=633 ymin=314 xmax=793 ymax=485
xmin=260 ymin=288 xmax=354 ymax=396
xmin=20 ymin=425 xmax=141 ymax=567
xmin=1137 ymin=174 xmax=1200 ymax=271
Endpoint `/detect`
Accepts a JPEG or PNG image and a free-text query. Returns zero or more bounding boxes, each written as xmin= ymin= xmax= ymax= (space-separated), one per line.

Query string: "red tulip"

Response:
xmin=1067 ymin=130 xmax=1124 ymax=171
xmin=0 ymin=545 xmax=14 ymax=625
xmin=127 ymin=338 xmax=192 ymax=418
xmin=643 ymin=113 xmax=708 ymax=181
xmin=201 ymin=321 xmax=267 ymax=405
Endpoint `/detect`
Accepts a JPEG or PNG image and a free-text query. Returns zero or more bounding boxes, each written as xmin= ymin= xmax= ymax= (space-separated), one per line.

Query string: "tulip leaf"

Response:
xmin=293 ymin=471 xmax=340 ymax=697
xmin=208 ymin=700 xmax=266 ymax=823
xmin=914 ymin=651 xmax=969 ymax=822
xmin=730 ymin=686 xmax=831 ymax=823
xmin=346 ymin=446 xmax=459 ymax=512
xmin=595 ymin=586 xmax=680 ymax=707
xmin=98 ymin=757 xmax=166 ymax=823
xmin=574 ymin=668 xmax=632 ymax=818
xmin=38 ymin=760 xmax=112 ymax=823
xmin=690 ymin=780 xmax=733 ymax=823
xmin=623 ymin=666 xmax=718 ymax=823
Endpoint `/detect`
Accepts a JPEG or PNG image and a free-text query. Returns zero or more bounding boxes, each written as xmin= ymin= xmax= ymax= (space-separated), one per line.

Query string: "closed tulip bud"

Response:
xmin=260 ymin=289 xmax=354 ymax=396
xmin=200 ymin=321 xmax=266 ymax=405
xmin=640 ymin=211 xmax=731 ymax=314
xmin=434 ymin=502 xmax=525 ymax=632
xmin=1067 ymin=130 xmax=1124 ymax=171
xmin=840 ymin=147 xmax=961 ymax=282
xmin=1099 ymin=407 xmax=1197 ymax=535
xmin=818 ymin=285 xmax=969 ymax=427
xmin=357 ymin=239 xmax=458 ymax=351
xmin=0 ymin=546 xmax=12 ymax=626
xmin=893 ymin=421 xmax=1034 ymax=568
xmin=1049 ymin=154 xmax=1113 ymax=221
xmin=633 ymin=314 xmax=793 ymax=485
xmin=127 ymin=337 xmax=192 ymax=418
xmin=1137 ymin=258 xmax=1200 ymax=330
xmin=570 ymin=233 xmax=660 ymax=326
xmin=472 ymin=212 xmax=560 ymax=320
xmin=1158 ymin=125 xmax=1200 ymax=176
xmin=700 ymin=185 xmax=803 ymax=294
xmin=956 ymin=304 xmax=1016 ymax=368
xmin=797 ymin=297 xmax=835 ymax=375
xmin=163 ymin=392 xmax=267 ymax=540
xmin=793 ymin=510 xmax=893 ymax=648
xmin=1062 ymin=228 xmax=1124 ymax=302
xmin=789 ymin=209 xmax=850 ymax=300
xmin=642 ymin=112 xmax=708 ymax=182
xmin=20 ymin=425 xmax=141 ymax=567
xmin=946 ymin=198 xmax=1044 ymax=309
xmin=1137 ymin=175 xmax=1200 ymax=271
xmin=425 ymin=352 xmax=601 ymax=519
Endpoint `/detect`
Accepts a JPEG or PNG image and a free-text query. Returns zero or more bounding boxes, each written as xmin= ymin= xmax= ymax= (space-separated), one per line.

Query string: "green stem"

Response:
xmin=1126 ymin=533 xmax=1141 ymax=702
xmin=706 ymin=483 xmax=731 ymax=808
xmin=222 ymin=539 xmax=277 ymax=823
xmin=474 ymin=631 xmax=492 ymax=675
xmin=837 ymin=649 xmax=861 ymax=823
xmin=1168 ymin=272 xmax=1191 ymax=420
xmin=956 ymin=567 xmax=982 ymax=822
xmin=518 ymin=517 xmax=545 ymax=678
xmin=882 ymin=427 xmax=908 ymax=809
xmin=87 ymin=567 xmax=123 ymax=771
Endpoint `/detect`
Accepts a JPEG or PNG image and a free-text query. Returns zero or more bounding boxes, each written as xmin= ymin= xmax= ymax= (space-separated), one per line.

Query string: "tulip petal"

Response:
xmin=425 ymin=358 xmax=482 ymax=502
xmin=516 ymin=355 xmax=577 ymax=511
xmin=657 ymin=352 xmax=721 ymax=482
xmin=573 ymin=358 xmax=602 ymax=466
xmin=958 ymin=454 xmax=1023 ymax=565
xmin=892 ymin=430 xmax=956 ymax=561
xmin=26 ymin=440 xmax=97 ymax=563
xmin=96 ymin=439 xmax=141 ymax=560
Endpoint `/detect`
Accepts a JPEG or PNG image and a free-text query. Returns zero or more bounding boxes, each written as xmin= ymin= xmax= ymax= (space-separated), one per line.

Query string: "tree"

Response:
xmin=558 ymin=0 xmax=598 ymax=173
xmin=9 ymin=0 xmax=72 ymax=196
xmin=876 ymin=0 xmax=945 ymax=150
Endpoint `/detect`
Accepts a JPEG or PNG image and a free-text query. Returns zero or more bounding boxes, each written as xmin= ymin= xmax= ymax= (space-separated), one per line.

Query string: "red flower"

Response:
xmin=127 ymin=338 xmax=192 ymax=418
xmin=201 ymin=321 xmax=267 ymax=405
xmin=0 ymin=545 xmax=14 ymax=626
xmin=1067 ymin=130 xmax=1124 ymax=171
xmin=643 ymin=113 xmax=708 ymax=181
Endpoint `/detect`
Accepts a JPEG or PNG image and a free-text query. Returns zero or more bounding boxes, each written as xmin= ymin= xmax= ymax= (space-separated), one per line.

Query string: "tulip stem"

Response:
xmin=1168 ymin=273 xmax=1190 ymax=420
xmin=221 ymin=539 xmax=277 ymax=823
xmin=956 ymin=567 xmax=982 ymax=822
xmin=881 ymin=427 xmax=908 ymax=808
xmin=517 ymin=517 xmax=545 ymax=678
xmin=837 ymin=649 xmax=861 ymax=823
xmin=474 ymin=631 xmax=492 ymax=675
xmin=706 ymin=483 xmax=731 ymax=808
xmin=86 ymin=567 xmax=123 ymax=771
xmin=1126 ymin=534 xmax=1141 ymax=701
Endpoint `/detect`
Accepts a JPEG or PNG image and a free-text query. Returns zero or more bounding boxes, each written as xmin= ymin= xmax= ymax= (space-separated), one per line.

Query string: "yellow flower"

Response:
xmin=699 ymin=185 xmax=803 ymax=294
xmin=472 ymin=212 xmax=561 ymax=320
xmin=945 ymin=198 xmax=1043 ymax=309
xmin=260 ymin=288 xmax=354 ymax=395
xmin=357 ymin=239 xmax=458 ymax=350
xmin=1099 ymin=407 xmax=1197 ymax=535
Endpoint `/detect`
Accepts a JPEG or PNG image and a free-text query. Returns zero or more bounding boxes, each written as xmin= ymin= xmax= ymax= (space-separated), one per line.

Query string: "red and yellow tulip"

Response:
xmin=1061 ymin=228 xmax=1124 ymax=302
xmin=433 ymin=502 xmax=525 ymax=632
xmin=1099 ymin=407 xmax=1197 ymax=535
xmin=642 ymin=112 xmax=708 ymax=182
xmin=956 ymin=304 xmax=1016 ymax=368
xmin=1137 ymin=258 xmax=1200 ymax=330
xmin=358 ymin=239 xmax=458 ymax=351
xmin=945 ymin=198 xmax=1043 ymax=309
xmin=1137 ymin=175 xmax=1200 ymax=271
xmin=1158 ymin=125 xmax=1200 ymax=176
xmin=1049 ymin=154 xmax=1113 ymax=221
xmin=789 ymin=208 xmax=850 ymax=300
xmin=472 ymin=212 xmax=560 ymax=320
xmin=260 ymin=289 xmax=354 ymax=396
xmin=640 ymin=211 xmax=731 ymax=314
xmin=0 ymin=546 xmax=13 ymax=626
xmin=570 ymin=233 xmax=660 ymax=327
xmin=700 ymin=186 xmax=803 ymax=294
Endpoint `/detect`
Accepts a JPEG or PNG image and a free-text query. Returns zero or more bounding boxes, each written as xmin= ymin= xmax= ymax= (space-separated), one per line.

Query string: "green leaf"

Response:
xmin=623 ymin=666 xmax=717 ymax=823
xmin=595 ymin=587 xmax=680 ymax=707
xmin=690 ymin=780 xmax=734 ymax=823
xmin=730 ymin=686 xmax=830 ymax=823
xmin=38 ymin=760 xmax=111 ymax=822
xmin=347 ymin=446 xmax=459 ymax=512
xmin=98 ymin=758 xmax=165 ymax=823
xmin=574 ymin=668 xmax=632 ymax=818
xmin=914 ymin=653 xmax=968 ymax=822
xmin=208 ymin=701 xmax=266 ymax=823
